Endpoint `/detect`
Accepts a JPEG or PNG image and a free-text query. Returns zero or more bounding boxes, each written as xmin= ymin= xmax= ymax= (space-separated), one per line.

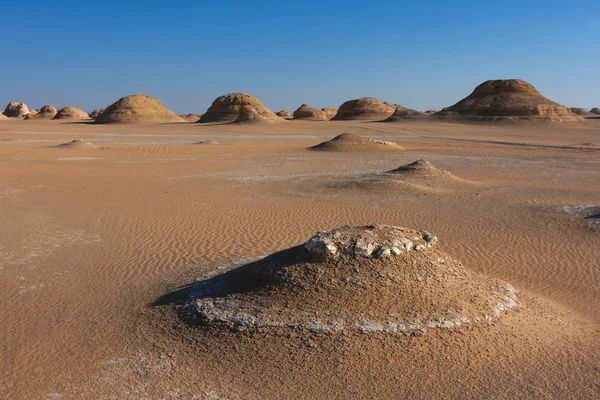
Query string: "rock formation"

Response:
xmin=570 ymin=108 xmax=592 ymax=116
xmin=590 ymin=108 xmax=600 ymax=115
xmin=184 ymin=225 xmax=520 ymax=334
xmin=331 ymin=97 xmax=396 ymax=121
xmin=384 ymin=106 xmax=431 ymax=122
xmin=52 ymin=106 xmax=90 ymax=120
xmin=89 ymin=109 xmax=105 ymax=119
xmin=292 ymin=104 xmax=328 ymax=121
xmin=0 ymin=112 xmax=8 ymax=120
xmin=54 ymin=139 xmax=97 ymax=149
xmin=3 ymin=101 xmax=29 ymax=118
xmin=275 ymin=110 xmax=293 ymax=119
xmin=321 ymin=108 xmax=337 ymax=119
xmin=198 ymin=93 xmax=281 ymax=124
xmin=309 ymin=133 xmax=401 ymax=152
xmin=179 ymin=113 xmax=200 ymax=122
xmin=25 ymin=105 xmax=57 ymax=120
xmin=436 ymin=79 xmax=582 ymax=122
xmin=95 ymin=94 xmax=184 ymax=124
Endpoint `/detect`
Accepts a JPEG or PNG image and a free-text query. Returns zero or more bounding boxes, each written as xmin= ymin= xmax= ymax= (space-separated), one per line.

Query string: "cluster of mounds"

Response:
xmin=309 ymin=133 xmax=401 ymax=152
xmin=331 ymin=97 xmax=395 ymax=120
xmin=384 ymin=105 xmax=431 ymax=122
xmin=88 ymin=109 xmax=104 ymax=119
xmin=95 ymin=94 xmax=184 ymax=124
xmin=275 ymin=110 xmax=293 ymax=119
xmin=3 ymin=101 xmax=29 ymax=118
xmin=53 ymin=139 xmax=97 ymax=149
xmin=436 ymin=79 xmax=582 ymax=122
xmin=199 ymin=93 xmax=283 ymax=124
xmin=25 ymin=105 xmax=57 ymax=120
xmin=292 ymin=104 xmax=328 ymax=121
xmin=183 ymin=225 xmax=520 ymax=334
xmin=52 ymin=106 xmax=90 ymax=120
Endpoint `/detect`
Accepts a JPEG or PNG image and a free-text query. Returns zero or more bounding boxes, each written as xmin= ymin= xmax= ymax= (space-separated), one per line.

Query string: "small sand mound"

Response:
xmin=275 ymin=110 xmax=293 ymax=119
xmin=183 ymin=225 xmax=519 ymax=334
xmin=309 ymin=133 xmax=401 ymax=152
xmin=321 ymin=108 xmax=337 ymax=119
xmin=292 ymin=104 xmax=328 ymax=121
xmin=0 ymin=112 xmax=8 ymax=120
xmin=387 ymin=159 xmax=448 ymax=176
xmin=384 ymin=106 xmax=431 ymax=122
xmin=25 ymin=105 xmax=57 ymax=120
xmin=436 ymin=79 xmax=582 ymax=122
xmin=424 ymin=110 xmax=438 ymax=115
xmin=590 ymin=108 xmax=599 ymax=115
xmin=95 ymin=94 xmax=184 ymax=124
xmin=52 ymin=106 xmax=90 ymax=120
xmin=331 ymin=97 xmax=396 ymax=121
xmin=179 ymin=113 xmax=200 ymax=122
xmin=55 ymin=139 xmax=97 ymax=149
xmin=3 ymin=101 xmax=29 ymax=118
xmin=199 ymin=93 xmax=281 ymax=124
xmin=194 ymin=140 xmax=220 ymax=145
xmin=89 ymin=109 xmax=105 ymax=119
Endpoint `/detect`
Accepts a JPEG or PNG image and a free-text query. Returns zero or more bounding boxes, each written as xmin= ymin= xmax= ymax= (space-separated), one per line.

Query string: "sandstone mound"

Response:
xmin=89 ymin=109 xmax=105 ymax=119
xmin=95 ymin=94 xmax=184 ymax=124
xmin=384 ymin=106 xmax=431 ymax=122
xmin=424 ymin=110 xmax=438 ymax=115
xmin=25 ymin=105 xmax=57 ymax=120
xmin=184 ymin=225 xmax=520 ymax=334
xmin=322 ymin=108 xmax=337 ymax=119
xmin=199 ymin=93 xmax=281 ymax=124
xmin=590 ymin=108 xmax=599 ymax=115
xmin=386 ymin=159 xmax=449 ymax=176
xmin=309 ymin=133 xmax=401 ymax=152
xmin=53 ymin=106 xmax=90 ymax=120
xmin=292 ymin=104 xmax=328 ymax=120
xmin=331 ymin=97 xmax=396 ymax=120
xmin=436 ymin=79 xmax=582 ymax=122
xmin=194 ymin=140 xmax=220 ymax=145
xmin=180 ymin=113 xmax=200 ymax=122
xmin=275 ymin=110 xmax=293 ymax=119
xmin=4 ymin=101 xmax=29 ymax=118
xmin=0 ymin=112 xmax=8 ymax=120
xmin=54 ymin=139 xmax=97 ymax=149
xmin=570 ymin=108 xmax=592 ymax=116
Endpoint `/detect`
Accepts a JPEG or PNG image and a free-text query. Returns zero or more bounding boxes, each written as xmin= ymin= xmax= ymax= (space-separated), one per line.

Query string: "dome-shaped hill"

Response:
xmin=384 ymin=106 xmax=431 ymax=122
xmin=4 ymin=101 xmax=29 ymax=118
xmin=436 ymin=79 xmax=582 ymax=122
xmin=591 ymin=108 xmax=600 ymax=115
xmin=54 ymin=139 xmax=97 ymax=149
xmin=387 ymin=159 xmax=448 ymax=176
xmin=26 ymin=105 xmax=57 ymax=120
xmin=322 ymin=108 xmax=337 ymax=119
xmin=275 ymin=110 xmax=293 ymax=119
xmin=570 ymin=108 xmax=592 ymax=116
xmin=183 ymin=225 xmax=520 ymax=334
xmin=199 ymin=93 xmax=282 ymax=124
xmin=309 ymin=133 xmax=401 ymax=152
xmin=95 ymin=94 xmax=184 ymax=124
xmin=52 ymin=106 xmax=90 ymax=120
xmin=89 ymin=109 xmax=105 ymax=119
xmin=179 ymin=113 xmax=200 ymax=122
xmin=331 ymin=98 xmax=396 ymax=121
xmin=293 ymin=104 xmax=328 ymax=121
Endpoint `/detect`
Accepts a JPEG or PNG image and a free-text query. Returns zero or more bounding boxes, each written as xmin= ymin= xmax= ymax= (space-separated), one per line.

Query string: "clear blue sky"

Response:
xmin=2 ymin=0 xmax=598 ymax=114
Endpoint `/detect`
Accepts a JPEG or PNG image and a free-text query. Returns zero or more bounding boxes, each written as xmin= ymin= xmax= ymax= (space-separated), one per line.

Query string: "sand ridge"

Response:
xmin=309 ymin=133 xmax=402 ymax=151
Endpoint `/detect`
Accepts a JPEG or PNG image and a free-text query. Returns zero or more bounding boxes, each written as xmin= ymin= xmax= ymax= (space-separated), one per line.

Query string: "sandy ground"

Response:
xmin=0 ymin=119 xmax=599 ymax=399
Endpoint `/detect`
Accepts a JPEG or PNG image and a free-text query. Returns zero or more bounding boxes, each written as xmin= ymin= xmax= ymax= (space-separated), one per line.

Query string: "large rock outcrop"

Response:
xmin=25 ymin=105 xmax=57 ymax=120
xmin=3 ymin=101 xmax=29 ymax=118
xmin=436 ymin=79 xmax=582 ymax=122
xmin=331 ymin=97 xmax=395 ymax=121
xmin=95 ymin=94 xmax=184 ymax=124
xmin=198 ymin=93 xmax=282 ymax=124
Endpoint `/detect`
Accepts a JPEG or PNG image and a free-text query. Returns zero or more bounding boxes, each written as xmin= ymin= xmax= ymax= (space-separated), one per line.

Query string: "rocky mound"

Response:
xmin=183 ymin=225 xmax=519 ymax=334
xmin=424 ymin=110 xmax=438 ymax=115
xmin=199 ymin=93 xmax=281 ymax=124
xmin=95 ymin=94 xmax=184 ymax=124
xmin=384 ymin=106 xmax=431 ymax=122
xmin=386 ymin=159 xmax=448 ymax=176
xmin=25 ymin=105 xmax=57 ymax=120
xmin=52 ymin=106 xmax=90 ymax=120
xmin=3 ymin=101 xmax=29 ymax=118
xmin=54 ymin=139 xmax=97 ymax=149
xmin=89 ymin=109 xmax=105 ymax=119
xmin=275 ymin=110 xmax=293 ymax=119
xmin=0 ymin=112 xmax=8 ymax=120
xmin=179 ymin=113 xmax=200 ymax=122
xmin=590 ymin=108 xmax=599 ymax=115
xmin=331 ymin=97 xmax=395 ymax=121
xmin=309 ymin=133 xmax=401 ymax=152
xmin=194 ymin=140 xmax=220 ymax=145
xmin=436 ymin=79 xmax=582 ymax=122
xmin=292 ymin=104 xmax=328 ymax=121
xmin=322 ymin=108 xmax=337 ymax=119
xmin=570 ymin=108 xmax=592 ymax=116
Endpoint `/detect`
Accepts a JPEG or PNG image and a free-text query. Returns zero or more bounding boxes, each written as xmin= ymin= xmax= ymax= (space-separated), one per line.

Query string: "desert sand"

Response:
xmin=0 ymin=116 xmax=599 ymax=399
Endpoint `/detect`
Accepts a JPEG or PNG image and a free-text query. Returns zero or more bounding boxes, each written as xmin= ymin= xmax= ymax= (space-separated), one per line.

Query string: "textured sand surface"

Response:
xmin=0 ymin=118 xmax=599 ymax=399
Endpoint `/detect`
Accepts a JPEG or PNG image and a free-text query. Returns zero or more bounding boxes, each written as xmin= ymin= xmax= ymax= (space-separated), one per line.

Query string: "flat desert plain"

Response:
xmin=0 ymin=119 xmax=599 ymax=399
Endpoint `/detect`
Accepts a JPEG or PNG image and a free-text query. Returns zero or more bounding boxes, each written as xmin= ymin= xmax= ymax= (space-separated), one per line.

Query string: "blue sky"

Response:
xmin=1 ymin=0 xmax=598 ymax=113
